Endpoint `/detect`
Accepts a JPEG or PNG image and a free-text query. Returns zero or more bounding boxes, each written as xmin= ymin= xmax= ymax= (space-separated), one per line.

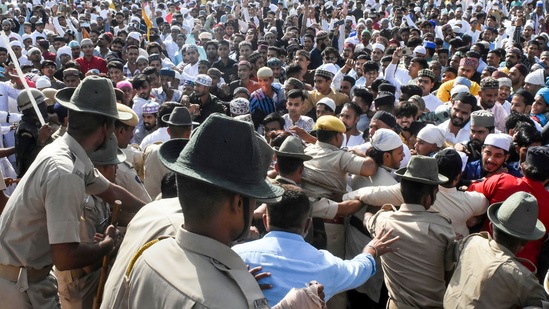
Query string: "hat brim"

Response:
xmin=92 ymin=148 xmax=127 ymax=166
xmin=274 ymin=150 xmax=312 ymax=161
xmin=394 ymin=167 xmax=449 ymax=185
xmin=161 ymin=114 xmax=199 ymax=126
xmin=159 ymin=139 xmax=284 ymax=203
xmin=487 ymin=202 xmax=546 ymax=240
xmin=55 ymin=87 xmax=132 ymax=121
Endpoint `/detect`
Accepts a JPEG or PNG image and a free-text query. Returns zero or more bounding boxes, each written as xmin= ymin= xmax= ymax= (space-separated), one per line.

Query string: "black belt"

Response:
xmin=350 ymin=216 xmax=371 ymax=238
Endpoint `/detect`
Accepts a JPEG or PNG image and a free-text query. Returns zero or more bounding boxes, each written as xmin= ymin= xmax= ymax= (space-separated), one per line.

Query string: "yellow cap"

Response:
xmin=117 ymin=103 xmax=138 ymax=127
xmin=314 ymin=115 xmax=346 ymax=133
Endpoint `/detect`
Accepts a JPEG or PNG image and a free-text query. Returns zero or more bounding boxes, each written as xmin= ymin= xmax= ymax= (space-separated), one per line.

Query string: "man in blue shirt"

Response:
xmin=233 ymin=185 xmax=398 ymax=306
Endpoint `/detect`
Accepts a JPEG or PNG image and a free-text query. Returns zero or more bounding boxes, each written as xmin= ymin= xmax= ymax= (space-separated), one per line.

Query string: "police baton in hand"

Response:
xmin=93 ymin=200 xmax=122 ymax=309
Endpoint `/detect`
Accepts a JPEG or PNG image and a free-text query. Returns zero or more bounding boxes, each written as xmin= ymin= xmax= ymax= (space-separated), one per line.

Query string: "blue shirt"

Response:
xmin=232 ymin=231 xmax=376 ymax=306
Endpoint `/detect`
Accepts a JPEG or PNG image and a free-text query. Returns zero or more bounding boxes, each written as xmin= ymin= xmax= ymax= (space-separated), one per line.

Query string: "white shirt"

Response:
xmin=140 ymin=127 xmax=170 ymax=151
xmin=423 ymin=94 xmax=444 ymax=112
xmin=438 ymin=119 xmax=471 ymax=145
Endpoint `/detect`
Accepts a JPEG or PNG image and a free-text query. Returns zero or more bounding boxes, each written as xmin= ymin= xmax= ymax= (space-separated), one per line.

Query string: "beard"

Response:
xmin=450 ymin=116 xmax=468 ymax=128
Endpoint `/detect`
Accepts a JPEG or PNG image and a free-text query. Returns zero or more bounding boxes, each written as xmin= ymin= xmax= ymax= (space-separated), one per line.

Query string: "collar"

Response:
xmin=176 ymin=227 xmax=248 ymax=270
xmin=316 ymin=141 xmax=340 ymax=151
xmin=275 ymin=175 xmax=298 ymax=185
xmin=264 ymin=230 xmax=305 ymax=241
xmin=399 ymin=203 xmax=429 ymax=212
xmin=63 ymin=132 xmax=90 ymax=159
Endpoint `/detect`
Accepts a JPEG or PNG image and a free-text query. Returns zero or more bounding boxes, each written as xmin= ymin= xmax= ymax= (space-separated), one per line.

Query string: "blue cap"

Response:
xmin=454 ymin=76 xmax=472 ymax=88
xmin=424 ymin=41 xmax=436 ymax=49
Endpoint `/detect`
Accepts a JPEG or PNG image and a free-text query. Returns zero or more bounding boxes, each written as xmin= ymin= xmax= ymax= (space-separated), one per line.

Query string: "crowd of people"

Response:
xmin=0 ymin=0 xmax=549 ymax=308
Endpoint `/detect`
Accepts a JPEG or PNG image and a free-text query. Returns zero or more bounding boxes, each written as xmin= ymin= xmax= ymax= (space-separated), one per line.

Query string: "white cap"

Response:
xmin=27 ymin=47 xmax=40 ymax=57
xmin=9 ymin=41 xmax=21 ymax=48
xmin=417 ymin=124 xmax=446 ymax=147
xmin=36 ymin=77 xmax=52 ymax=89
xmin=127 ymin=31 xmax=142 ymax=42
xmin=57 ymin=46 xmax=72 ymax=58
xmin=372 ymin=43 xmax=385 ymax=52
xmin=413 ymin=46 xmax=426 ymax=56
xmin=450 ymin=85 xmax=470 ymax=97
xmin=484 ymin=133 xmax=512 ymax=151
xmin=525 ymin=69 xmax=546 ymax=86
xmin=318 ymin=63 xmax=338 ymax=76
xmin=371 ymin=128 xmax=403 ymax=151
xmin=317 ymin=97 xmax=336 ymax=112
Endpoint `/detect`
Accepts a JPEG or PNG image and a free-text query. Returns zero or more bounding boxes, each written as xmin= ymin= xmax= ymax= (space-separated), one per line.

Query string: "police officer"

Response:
xmin=14 ymin=89 xmax=53 ymax=178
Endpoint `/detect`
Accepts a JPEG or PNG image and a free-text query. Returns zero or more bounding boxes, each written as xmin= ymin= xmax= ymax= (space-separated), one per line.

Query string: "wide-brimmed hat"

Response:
xmin=274 ymin=136 xmax=312 ymax=161
xmin=161 ymin=106 xmax=198 ymax=126
xmin=159 ymin=114 xmax=284 ymax=203
xmin=89 ymin=134 xmax=126 ymax=166
xmin=55 ymin=75 xmax=132 ymax=120
xmin=395 ymin=155 xmax=448 ymax=185
xmin=487 ymin=191 xmax=546 ymax=240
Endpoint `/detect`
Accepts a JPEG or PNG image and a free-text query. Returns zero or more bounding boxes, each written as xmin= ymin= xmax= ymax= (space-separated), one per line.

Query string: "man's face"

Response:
xmin=479 ymin=88 xmax=498 ymax=109
xmin=482 ymin=30 xmax=493 ymax=42
xmin=81 ymin=42 xmax=94 ymax=56
xmin=41 ymin=64 xmax=55 ymax=77
xmin=53 ymin=40 xmax=64 ymax=51
xmin=450 ymin=101 xmax=473 ymax=128
xmin=206 ymin=44 xmax=218 ymax=59
xmin=117 ymin=125 xmax=135 ymax=148
xmin=498 ymin=86 xmax=511 ymax=102
xmin=270 ymin=66 xmax=282 ymax=79
xmin=137 ymin=81 xmax=151 ymax=99
xmin=506 ymin=53 xmax=519 ymax=67
xmin=258 ymin=77 xmax=273 ymax=92
xmin=416 ymin=77 xmax=434 ymax=96
xmin=368 ymin=119 xmax=391 ymax=138
xmin=116 ymin=15 xmax=124 ymax=24
xmin=532 ymin=95 xmax=548 ymax=114
xmin=397 ymin=114 xmax=414 ymax=130
xmin=481 ymin=145 xmax=507 ymax=173
xmin=364 ymin=70 xmax=379 ymax=86
xmin=354 ymin=59 xmax=366 ymax=76
xmin=524 ymin=82 xmax=542 ymax=96
xmin=340 ymin=81 xmax=352 ymax=96
xmin=508 ymin=67 xmax=523 ymax=87
xmin=415 ymin=139 xmax=438 ymax=156
xmin=286 ymin=97 xmax=303 ymax=118
xmin=63 ymin=75 xmax=80 ymax=87
xmin=127 ymin=48 xmax=139 ymax=63
xmin=313 ymin=76 xmax=330 ymax=93
xmin=239 ymin=45 xmax=252 ymax=59
xmin=263 ymin=120 xmax=282 ymax=141
xmin=29 ymin=50 xmax=41 ymax=62
xmin=218 ymin=45 xmax=229 ymax=58
xmin=486 ymin=52 xmax=500 ymax=67
xmin=524 ymin=27 xmax=534 ymax=38
xmin=386 ymin=146 xmax=405 ymax=169
xmin=437 ymin=53 xmax=449 ymax=66
xmin=265 ymin=33 xmax=277 ymax=46
xmin=470 ymin=125 xmax=490 ymax=145
xmin=316 ymin=104 xmax=334 ymax=118
xmin=293 ymin=55 xmax=310 ymax=71
xmin=142 ymin=113 xmax=157 ymax=130
xmin=108 ymin=68 xmax=123 ymax=83
xmin=510 ymin=94 xmax=531 ymax=114
xmin=193 ymin=84 xmax=208 ymax=97
xmin=527 ymin=44 xmax=539 ymax=58
xmin=339 ymin=106 xmax=358 ymax=131
xmin=408 ymin=61 xmax=421 ymax=77
xmin=371 ymin=48 xmax=383 ymax=62
xmin=458 ymin=66 xmax=475 ymax=79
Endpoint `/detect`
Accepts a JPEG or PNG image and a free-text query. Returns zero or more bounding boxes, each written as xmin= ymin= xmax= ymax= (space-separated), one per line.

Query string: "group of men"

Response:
xmin=0 ymin=0 xmax=549 ymax=308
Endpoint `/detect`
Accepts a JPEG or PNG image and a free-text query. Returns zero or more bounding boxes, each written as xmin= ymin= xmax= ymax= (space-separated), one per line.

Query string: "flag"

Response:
xmin=142 ymin=2 xmax=153 ymax=41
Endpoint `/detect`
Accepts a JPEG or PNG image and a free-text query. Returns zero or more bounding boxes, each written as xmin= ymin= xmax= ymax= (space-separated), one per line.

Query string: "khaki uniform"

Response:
xmin=0 ymin=134 xmax=110 ymax=309
xmin=125 ymin=227 xmax=269 ymax=308
xmin=143 ymin=143 xmax=170 ymax=200
xmin=444 ymin=232 xmax=548 ymax=308
xmin=116 ymin=161 xmax=152 ymax=204
xmin=101 ymin=198 xmax=183 ymax=309
xmin=347 ymin=167 xmax=397 ymax=302
xmin=367 ymin=203 xmax=455 ymax=309
xmin=121 ymin=144 xmax=144 ymax=180
xmin=56 ymin=195 xmax=110 ymax=309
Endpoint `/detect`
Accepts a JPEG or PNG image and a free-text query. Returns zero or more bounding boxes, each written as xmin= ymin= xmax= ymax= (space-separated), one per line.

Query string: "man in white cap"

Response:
xmin=497 ymin=77 xmax=512 ymax=114
xmin=523 ymin=69 xmax=545 ymax=97
xmin=371 ymin=43 xmax=385 ymax=65
xmin=347 ymin=128 xmax=403 ymax=308
xmin=414 ymin=124 xmax=447 ymax=156
xmin=463 ymin=133 xmax=516 ymax=182
xmin=188 ymin=74 xmax=225 ymax=124
xmin=445 ymin=191 xmax=547 ymax=307
xmin=249 ymin=67 xmax=285 ymax=128
xmin=75 ymin=38 xmax=107 ymax=74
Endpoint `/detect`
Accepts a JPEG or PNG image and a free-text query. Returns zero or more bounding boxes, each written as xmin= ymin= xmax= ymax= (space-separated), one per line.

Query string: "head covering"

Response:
xmin=117 ymin=103 xmax=138 ymax=127
xmin=274 ymin=136 xmax=312 ymax=161
xmin=372 ymin=43 xmax=385 ymax=52
xmin=484 ymin=133 xmax=512 ymax=151
xmin=127 ymin=31 xmax=142 ymax=42
xmin=55 ymin=76 xmax=131 ymax=120
xmin=116 ymin=81 xmax=133 ymax=90
xmin=159 ymin=68 xmax=176 ymax=78
xmin=158 ymin=114 xmax=284 ymax=202
xmin=257 ymin=67 xmax=273 ymax=78
xmin=230 ymin=98 xmax=250 ymax=116
xmin=459 ymin=57 xmax=479 ymax=68
xmin=195 ymin=74 xmax=212 ymax=87
xmin=480 ymin=77 xmax=500 ymax=89
xmin=374 ymin=92 xmax=395 ymax=108
xmin=498 ymin=77 xmax=512 ymax=89
xmin=315 ymin=69 xmax=334 ymax=80
xmin=142 ymin=101 xmax=160 ymax=114
xmin=161 ymin=107 xmax=197 ymax=126
xmin=513 ymin=64 xmax=529 ymax=77
xmin=525 ymin=69 xmax=546 ymax=86
xmin=372 ymin=111 xmax=396 ymax=128
xmin=454 ymin=76 xmax=472 ymax=88
xmin=89 ymin=134 xmax=126 ymax=166
xmin=314 ymin=115 xmax=346 ymax=133
xmin=450 ymin=85 xmax=470 ymax=97
xmin=536 ymin=87 xmax=549 ymax=105
xmin=26 ymin=47 xmax=41 ymax=57
xmin=17 ymin=89 xmax=45 ymax=111
xmin=317 ymin=98 xmax=336 ymax=112
xmin=316 ymin=30 xmax=329 ymax=39
xmin=418 ymin=69 xmax=435 ymax=81
xmin=35 ymin=77 xmax=51 ymax=89
xmin=80 ymin=38 xmax=93 ymax=46
xmin=417 ymin=124 xmax=446 ymax=147
xmin=395 ymin=156 xmax=449 ymax=185
xmin=413 ymin=46 xmax=427 ymax=56
xmin=371 ymin=128 xmax=402 ymax=151
xmin=487 ymin=191 xmax=546 ymax=240
xmin=470 ymin=110 xmax=495 ymax=128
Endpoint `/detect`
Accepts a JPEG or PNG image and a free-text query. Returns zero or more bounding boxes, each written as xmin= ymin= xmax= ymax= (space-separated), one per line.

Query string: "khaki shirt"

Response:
xmin=367 ymin=203 xmax=455 ymax=308
xmin=101 ymin=198 xmax=183 ymax=309
xmin=0 ymin=134 xmax=110 ymax=269
xmin=116 ymin=161 xmax=152 ymax=204
xmin=126 ymin=227 xmax=269 ymax=309
xmin=302 ymin=141 xmax=365 ymax=199
xmin=121 ymin=144 xmax=144 ymax=180
xmin=143 ymin=143 xmax=170 ymax=200
xmin=303 ymin=89 xmax=350 ymax=115
xmin=444 ymin=232 xmax=547 ymax=308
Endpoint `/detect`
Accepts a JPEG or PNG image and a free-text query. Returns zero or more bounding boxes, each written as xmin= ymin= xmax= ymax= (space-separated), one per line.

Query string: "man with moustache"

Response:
xmin=339 ymin=103 xmax=364 ymax=148
xmin=463 ymin=133 xmax=517 ymax=182
xmin=454 ymin=111 xmax=495 ymax=163
xmin=438 ymin=92 xmax=479 ymax=145
xmin=477 ymin=77 xmax=508 ymax=133
xmin=131 ymin=74 xmax=155 ymax=125
xmin=134 ymin=102 xmax=159 ymax=145
xmin=395 ymin=102 xmax=419 ymax=150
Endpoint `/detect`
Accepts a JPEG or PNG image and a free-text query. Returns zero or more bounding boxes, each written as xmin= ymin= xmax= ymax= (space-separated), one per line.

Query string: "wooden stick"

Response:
xmin=93 ymin=200 xmax=122 ymax=309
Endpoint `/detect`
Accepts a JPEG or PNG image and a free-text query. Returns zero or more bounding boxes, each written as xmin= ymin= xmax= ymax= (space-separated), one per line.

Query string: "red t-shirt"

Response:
xmin=75 ymin=56 xmax=107 ymax=74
